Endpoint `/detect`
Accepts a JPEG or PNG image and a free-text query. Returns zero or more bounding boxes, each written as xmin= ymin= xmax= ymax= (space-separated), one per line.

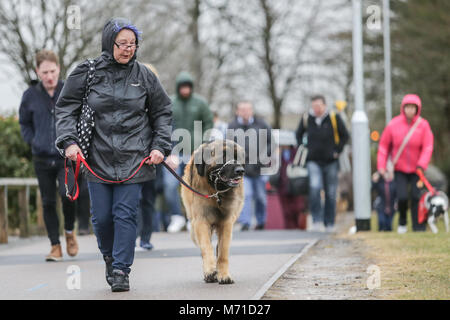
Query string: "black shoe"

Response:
xmin=255 ymin=224 xmax=265 ymax=231
xmin=140 ymin=241 xmax=154 ymax=251
xmin=111 ymin=269 xmax=130 ymax=292
xmin=241 ymin=224 xmax=250 ymax=231
xmin=103 ymin=256 xmax=114 ymax=286
xmin=78 ymin=228 xmax=91 ymax=236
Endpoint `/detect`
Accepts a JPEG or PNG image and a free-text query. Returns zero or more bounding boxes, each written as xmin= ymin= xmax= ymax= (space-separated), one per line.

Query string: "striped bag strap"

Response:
xmin=392 ymin=117 xmax=422 ymax=166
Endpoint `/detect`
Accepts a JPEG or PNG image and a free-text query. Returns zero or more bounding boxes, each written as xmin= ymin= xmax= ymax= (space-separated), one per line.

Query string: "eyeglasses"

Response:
xmin=114 ymin=41 xmax=139 ymax=50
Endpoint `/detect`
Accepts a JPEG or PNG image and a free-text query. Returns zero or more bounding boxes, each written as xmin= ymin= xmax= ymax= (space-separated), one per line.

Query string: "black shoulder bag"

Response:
xmin=286 ymin=144 xmax=309 ymax=196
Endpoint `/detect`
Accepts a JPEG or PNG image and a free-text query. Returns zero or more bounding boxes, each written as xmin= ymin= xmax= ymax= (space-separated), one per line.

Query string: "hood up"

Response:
xmin=401 ymin=94 xmax=422 ymax=121
xmin=175 ymin=71 xmax=195 ymax=98
xmin=101 ymin=17 xmax=142 ymax=66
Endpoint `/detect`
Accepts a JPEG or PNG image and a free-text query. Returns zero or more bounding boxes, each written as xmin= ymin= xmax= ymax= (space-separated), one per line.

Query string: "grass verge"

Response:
xmin=340 ymin=212 xmax=449 ymax=300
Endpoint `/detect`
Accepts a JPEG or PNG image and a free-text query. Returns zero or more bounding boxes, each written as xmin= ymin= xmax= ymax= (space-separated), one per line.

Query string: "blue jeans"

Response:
xmin=238 ymin=176 xmax=267 ymax=227
xmin=376 ymin=205 xmax=394 ymax=231
xmin=162 ymin=163 xmax=186 ymax=217
xmin=307 ymin=161 xmax=339 ymax=227
xmin=88 ymin=182 xmax=143 ymax=274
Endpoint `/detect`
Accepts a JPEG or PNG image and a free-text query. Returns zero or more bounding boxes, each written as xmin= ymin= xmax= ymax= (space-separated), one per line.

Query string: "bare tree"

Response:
xmin=135 ymin=0 xmax=212 ymax=96
xmin=0 ymin=0 xmax=126 ymax=85
xmin=136 ymin=1 xmax=354 ymax=125
xmin=213 ymin=0 xmax=326 ymax=127
xmin=138 ymin=0 xmax=240 ymax=104
xmin=0 ymin=0 xmax=355 ymax=124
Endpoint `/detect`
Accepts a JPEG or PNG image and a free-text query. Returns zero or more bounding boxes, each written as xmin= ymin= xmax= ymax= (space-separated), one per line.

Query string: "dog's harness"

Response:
xmin=65 ymin=154 xmax=238 ymax=204
xmin=206 ymin=159 xmax=239 ymax=204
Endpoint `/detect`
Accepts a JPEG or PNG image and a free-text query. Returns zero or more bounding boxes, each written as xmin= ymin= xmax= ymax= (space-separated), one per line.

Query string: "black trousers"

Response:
xmin=34 ymin=157 xmax=90 ymax=245
xmin=137 ymin=179 xmax=156 ymax=243
xmin=76 ymin=173 xmax=91 ymax=231
xmin=394 ymin=171 xmax=426 ymax=231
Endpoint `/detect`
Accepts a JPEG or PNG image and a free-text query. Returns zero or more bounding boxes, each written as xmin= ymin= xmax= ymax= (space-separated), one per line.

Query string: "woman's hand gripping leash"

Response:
xmin=64 ymin=144 xmax=84 ymax=201
xmin=145 ymin=149 xmax=164 ymax=165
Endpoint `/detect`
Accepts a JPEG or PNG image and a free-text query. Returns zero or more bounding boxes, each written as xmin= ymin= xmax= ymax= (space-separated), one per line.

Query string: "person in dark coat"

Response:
xmin=227 ymin=101 xmax=272 ymax=230
xmin=55 ymin=18 xmax=172 ymax=292
xmin=296 ymin=95 xmax=349 ymax=232
xmin=19 ymin=49 xmax=90 ymax=262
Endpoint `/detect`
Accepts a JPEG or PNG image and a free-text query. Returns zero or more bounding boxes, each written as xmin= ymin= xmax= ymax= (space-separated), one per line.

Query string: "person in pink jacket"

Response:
xmin=377 ymin=94 xmax=434 ymax=233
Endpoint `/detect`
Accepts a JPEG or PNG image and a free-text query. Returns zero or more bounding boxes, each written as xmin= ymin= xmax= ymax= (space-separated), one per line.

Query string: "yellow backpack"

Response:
xmin=330 ymin=111 xmax=340 ymax=145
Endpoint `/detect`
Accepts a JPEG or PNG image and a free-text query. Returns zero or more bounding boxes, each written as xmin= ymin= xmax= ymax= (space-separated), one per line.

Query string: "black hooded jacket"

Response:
xmin=55 ymin=18 xmax=172 ymax=183
xmin=295 ymin=111 xmax=349 ymax=166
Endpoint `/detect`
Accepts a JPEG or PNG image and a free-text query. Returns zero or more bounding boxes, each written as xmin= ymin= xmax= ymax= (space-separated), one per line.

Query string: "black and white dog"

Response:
xmin=425 ymin=191 xmax=449 ymax=233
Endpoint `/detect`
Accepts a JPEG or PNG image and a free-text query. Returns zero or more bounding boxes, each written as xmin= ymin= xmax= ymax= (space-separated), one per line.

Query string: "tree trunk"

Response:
xmin=260 ymin=0 xmax=283 ymax=128
xmin=189 ymin=0 xmax=203 ymax=89
xmin=273 ymin=99 xmax=282 ymax=129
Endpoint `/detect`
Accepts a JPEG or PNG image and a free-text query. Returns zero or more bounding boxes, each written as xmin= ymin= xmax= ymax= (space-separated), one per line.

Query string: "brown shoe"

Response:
xmin=46 ymin=244 xmax=63 ymax=262
xmin=65 ymin=231 xmax=79 ymax=257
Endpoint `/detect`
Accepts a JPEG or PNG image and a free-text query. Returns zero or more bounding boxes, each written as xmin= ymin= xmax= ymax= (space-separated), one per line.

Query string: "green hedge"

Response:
xmin=0 ymin=115 xmax=34 ymax=178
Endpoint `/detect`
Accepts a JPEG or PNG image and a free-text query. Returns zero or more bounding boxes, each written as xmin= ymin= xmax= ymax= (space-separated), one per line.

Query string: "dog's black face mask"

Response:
xmin=209 ymin=161 xmax=245 ymax=189
xmin=195 ymin=141 xmax=245 ymax=189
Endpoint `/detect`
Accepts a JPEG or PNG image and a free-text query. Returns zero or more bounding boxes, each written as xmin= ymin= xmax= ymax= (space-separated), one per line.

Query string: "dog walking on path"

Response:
xmin=181 ymin=140 xmax=245 ymax=284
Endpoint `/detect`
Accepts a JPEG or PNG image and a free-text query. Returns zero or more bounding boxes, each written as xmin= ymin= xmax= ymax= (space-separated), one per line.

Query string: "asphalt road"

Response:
xmin=0 ymin=229 xmax=326 ymax=300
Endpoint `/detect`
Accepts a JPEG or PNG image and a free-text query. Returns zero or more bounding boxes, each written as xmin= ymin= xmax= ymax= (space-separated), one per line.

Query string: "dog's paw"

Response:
xmin=218 ymin=275 xmax=234 ymax=285
xmin=204 ymin=271 xmax=218 ymax=283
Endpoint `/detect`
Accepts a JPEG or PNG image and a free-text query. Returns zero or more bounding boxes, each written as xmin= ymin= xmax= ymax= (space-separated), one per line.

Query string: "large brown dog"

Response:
xmin=181 ymin=139 xmax=245 ymax=284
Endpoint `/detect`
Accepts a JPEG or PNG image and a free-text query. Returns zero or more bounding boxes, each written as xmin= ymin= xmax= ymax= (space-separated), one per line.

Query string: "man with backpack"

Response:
xmin=295 ymin=95 xmax=349 ymax=232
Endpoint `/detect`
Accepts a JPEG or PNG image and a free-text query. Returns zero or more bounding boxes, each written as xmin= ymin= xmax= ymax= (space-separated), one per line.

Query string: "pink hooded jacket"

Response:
xmin=377 ymin=94 xmax=434 ymax=173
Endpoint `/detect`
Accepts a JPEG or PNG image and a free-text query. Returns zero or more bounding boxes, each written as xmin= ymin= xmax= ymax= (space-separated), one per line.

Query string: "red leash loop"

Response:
xmin=65 ymin=153 xmax=151 ymax=201
xmin=65 ymin=153 xmax=216 ymax=201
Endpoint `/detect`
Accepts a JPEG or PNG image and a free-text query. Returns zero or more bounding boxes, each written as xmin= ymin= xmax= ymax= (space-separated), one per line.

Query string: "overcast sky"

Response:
xmin=0 ymin=56 xmax=24 ymax=115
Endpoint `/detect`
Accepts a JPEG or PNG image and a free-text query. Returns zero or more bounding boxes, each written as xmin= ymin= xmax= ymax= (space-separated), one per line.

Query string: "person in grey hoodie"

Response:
xmin=55 ymin=18 xmax=172 ymax=292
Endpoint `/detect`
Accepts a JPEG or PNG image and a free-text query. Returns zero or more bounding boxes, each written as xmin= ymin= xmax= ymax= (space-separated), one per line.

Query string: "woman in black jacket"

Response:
xmin=55 ymin=18 xmax=172 ymax=292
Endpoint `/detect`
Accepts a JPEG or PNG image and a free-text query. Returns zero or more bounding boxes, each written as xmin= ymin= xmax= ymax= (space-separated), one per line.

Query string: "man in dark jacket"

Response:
xmin=19 ymin=50 xmax=85 ymax=261
xmin=296 ymin=95 xmax=349 ymax=232
xmin=227 ymin=101 xmax=272 ymax=231
xmin=163 ymin=71 xmax=213 ymax=233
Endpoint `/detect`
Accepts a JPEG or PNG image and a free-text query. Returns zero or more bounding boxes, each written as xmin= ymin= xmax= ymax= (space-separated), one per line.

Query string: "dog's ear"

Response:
xmin=194 ymin=145 xmax=207 ymax=176
xmin=196 ymin=161 xmax=206 ymax=176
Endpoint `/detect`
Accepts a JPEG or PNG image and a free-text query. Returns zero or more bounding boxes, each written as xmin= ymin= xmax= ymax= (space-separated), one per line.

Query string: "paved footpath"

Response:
xmin=0 ymin=230 xmax=327 ymax=300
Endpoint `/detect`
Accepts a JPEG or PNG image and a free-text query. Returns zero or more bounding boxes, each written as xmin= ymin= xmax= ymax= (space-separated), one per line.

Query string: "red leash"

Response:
xmin=416 ymin=168 xmax=436 ymax=195
xmin=416 ymin=168 xmax=439 ymax=224
xmin=65 ymin=153 xmax=211 ymax=201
